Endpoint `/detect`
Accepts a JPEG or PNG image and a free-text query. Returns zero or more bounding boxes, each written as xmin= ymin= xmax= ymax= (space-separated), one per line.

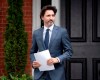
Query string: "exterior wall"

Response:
xmin=0 ymin=0 xmax=32 ymax=76
xmin=0 ymin=0 xmax=8 ymax=76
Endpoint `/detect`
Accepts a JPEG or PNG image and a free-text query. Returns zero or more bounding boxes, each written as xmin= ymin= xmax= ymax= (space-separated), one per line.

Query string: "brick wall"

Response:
xmin=0 ymin=0 xmax=32 ymax=76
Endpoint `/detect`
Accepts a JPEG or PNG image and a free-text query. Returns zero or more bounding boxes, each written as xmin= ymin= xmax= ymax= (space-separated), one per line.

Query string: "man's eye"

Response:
xmin=47 ymin=15 xmax=50 ymax=17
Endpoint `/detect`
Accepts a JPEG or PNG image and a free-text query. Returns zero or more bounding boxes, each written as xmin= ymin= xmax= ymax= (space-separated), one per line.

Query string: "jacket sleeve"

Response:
xmin=58 ymin=28 xmax=73 ymax=63
xmin=30 ymin=31 xmax=38 ymax=63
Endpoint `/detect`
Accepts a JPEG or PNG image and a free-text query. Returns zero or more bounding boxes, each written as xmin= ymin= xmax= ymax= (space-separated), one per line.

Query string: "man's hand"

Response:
xmin=32 ymin=61 xmax=41 ymax=68
xmin=47 ymin=58 xmax=59 ymax=65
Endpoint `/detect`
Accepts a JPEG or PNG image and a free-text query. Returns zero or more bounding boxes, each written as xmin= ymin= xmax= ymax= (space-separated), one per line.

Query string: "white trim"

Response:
xmin=52 ymin=0 xmax=60 ymax=26
xmin=32 ymin=0 xmax=61 ymax=33
xmin=32 ymin=0 xmax=41 ymax=76
xmin=32 ymin=0 xmax=41 ymax=33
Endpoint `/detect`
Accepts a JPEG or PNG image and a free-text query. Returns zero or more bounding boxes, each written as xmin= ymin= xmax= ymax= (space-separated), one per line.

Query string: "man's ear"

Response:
xmin=41 ymin=17 xmax=44 ymax=21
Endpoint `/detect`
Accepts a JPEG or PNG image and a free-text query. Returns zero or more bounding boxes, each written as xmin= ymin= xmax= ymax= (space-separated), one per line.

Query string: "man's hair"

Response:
xmin=40 ymin=5 xmax=57 ymax=19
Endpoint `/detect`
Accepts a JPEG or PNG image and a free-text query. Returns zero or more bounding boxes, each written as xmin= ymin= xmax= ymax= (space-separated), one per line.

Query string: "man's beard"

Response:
xmin=48 ymin=20 xmax=54 ymax=26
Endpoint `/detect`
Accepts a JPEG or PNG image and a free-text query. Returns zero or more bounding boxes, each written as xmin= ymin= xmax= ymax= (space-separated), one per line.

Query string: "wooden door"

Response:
xmin=61 ymin=0 xmax=100 ymax=80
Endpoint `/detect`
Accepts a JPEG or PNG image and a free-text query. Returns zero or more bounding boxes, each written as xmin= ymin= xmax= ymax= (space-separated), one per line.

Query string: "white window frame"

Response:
xmin=32 ymin=0 xmax=60 ymax=32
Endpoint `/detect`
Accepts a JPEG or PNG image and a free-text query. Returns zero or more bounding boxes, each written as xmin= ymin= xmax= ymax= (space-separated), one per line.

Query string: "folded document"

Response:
xmin=34 ymin=50 xmax=55 ymax=71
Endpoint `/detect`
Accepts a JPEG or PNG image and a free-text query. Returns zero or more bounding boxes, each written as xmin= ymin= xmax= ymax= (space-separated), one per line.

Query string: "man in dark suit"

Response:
xmin=30 ymin=5 xmax=73 ymax=80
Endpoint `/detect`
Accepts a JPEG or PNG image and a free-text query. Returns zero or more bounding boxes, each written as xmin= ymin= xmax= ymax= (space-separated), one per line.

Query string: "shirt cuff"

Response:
xmin=56 ymin=57 xmax=60 ymax=62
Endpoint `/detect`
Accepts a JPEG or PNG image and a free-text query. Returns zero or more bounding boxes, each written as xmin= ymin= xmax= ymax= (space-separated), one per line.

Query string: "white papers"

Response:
xmin=34 ymin=50 xmax=55 ymax=71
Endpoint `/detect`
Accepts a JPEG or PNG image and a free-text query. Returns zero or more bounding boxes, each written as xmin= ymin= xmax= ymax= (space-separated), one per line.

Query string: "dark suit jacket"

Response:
xmin=30 ymin=25 xmax=73 ymax=80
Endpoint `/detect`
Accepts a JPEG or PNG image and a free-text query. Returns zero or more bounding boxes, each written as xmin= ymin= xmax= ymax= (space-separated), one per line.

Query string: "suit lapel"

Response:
xmin=49 ymin=26 xmax=58 ymax=48
xmin=39 ymin=28 xmax=45 ymax=49
xmin=39 ymin=26 xmax=59 ymax=49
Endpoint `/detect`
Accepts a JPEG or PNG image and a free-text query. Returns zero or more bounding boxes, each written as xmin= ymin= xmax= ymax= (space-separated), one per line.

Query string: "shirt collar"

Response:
xmin=44 ymin=24 xmax=54 ymax=31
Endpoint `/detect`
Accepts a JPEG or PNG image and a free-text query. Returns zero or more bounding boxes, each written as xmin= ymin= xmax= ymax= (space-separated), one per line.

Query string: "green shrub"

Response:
xmin=4 ymin=0 xmax=28 ymax=78
xmin=0 ymin=76 xmax=8 ymax=80
xmin=0 ymin=74 xmax=32 ymax=80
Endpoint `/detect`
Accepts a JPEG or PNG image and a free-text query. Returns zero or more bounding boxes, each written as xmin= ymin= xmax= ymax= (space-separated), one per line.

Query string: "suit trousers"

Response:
xmin=35 ymin=71 xmax=51 ymax=80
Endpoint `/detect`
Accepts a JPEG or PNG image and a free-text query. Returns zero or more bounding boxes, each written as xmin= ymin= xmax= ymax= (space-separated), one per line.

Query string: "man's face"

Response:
xmin=41 ymin=10 xmax=55 ymax=27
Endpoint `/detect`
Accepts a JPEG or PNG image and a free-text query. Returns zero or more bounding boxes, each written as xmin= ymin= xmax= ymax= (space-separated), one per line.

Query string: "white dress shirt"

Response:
xmin=43 ymin=24 xmax=54 ymax=44
xmin=43 ymin=24 xmax=60 ymax=62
